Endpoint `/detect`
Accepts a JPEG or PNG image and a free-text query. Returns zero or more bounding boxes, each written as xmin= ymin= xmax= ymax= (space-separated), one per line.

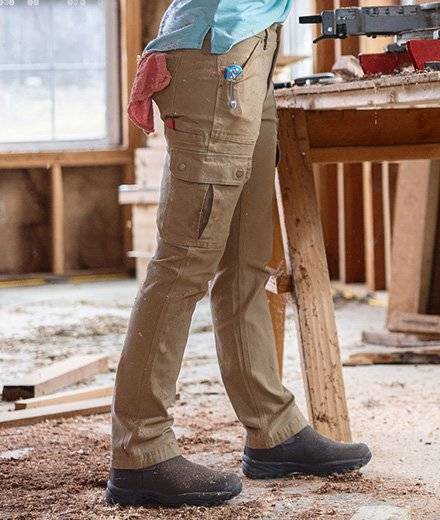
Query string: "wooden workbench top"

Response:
xmin=275 ymin=71 xmax=440 ymax=110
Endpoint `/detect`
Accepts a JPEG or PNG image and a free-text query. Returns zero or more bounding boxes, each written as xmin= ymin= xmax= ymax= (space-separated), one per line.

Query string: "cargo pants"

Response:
xmin=112 ymin=24 xmax=307 ymax=469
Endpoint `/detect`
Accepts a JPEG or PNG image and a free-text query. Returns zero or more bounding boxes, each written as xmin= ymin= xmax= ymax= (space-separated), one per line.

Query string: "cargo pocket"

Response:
xmin=212 ymin=37 xmax=271 ymax=145
xmin=157 ymin=150 xmax=251 ymax=249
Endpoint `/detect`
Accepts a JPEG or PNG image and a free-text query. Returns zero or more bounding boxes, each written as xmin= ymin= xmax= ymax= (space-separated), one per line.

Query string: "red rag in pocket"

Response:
xmin=128 ymin=52 xmax=171 ymax=134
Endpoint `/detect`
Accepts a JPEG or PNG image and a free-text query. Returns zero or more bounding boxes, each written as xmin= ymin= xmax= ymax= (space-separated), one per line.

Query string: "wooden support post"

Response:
xmin=363 ymin=162 xmax=386 ymax=291
xmin=388 ymin=161 xmax=440 ymax=323
xmin=267 ymin=197 xmax=287 ymax=377
xmin=338 ymin=163 xmax=365 ymax=283
xmin=50 ymin=163 xmax=64 ymax=275
xmin=382 ymin=162 xmax=399 ymax=289
xmin=277 ymin=108 xmax=351 ymax=442
xmin=313 ymin=0 xmax=339 ymax=280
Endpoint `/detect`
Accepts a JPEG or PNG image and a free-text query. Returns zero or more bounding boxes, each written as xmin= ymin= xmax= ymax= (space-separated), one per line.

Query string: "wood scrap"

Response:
xmin=345 ymin=347 xmax=440 ymax=366
xmin=2 ymin=354 xmax=108 ymax=402
xmin=362 ymin=330 xmax=440 ymax=348
xmin=0 ymin=397 xmax=111 ymax=429
xmin=14 ymin=385 xmax=113 ymax=410
xmin=332 ymin=55 xmax=364 ymax=80
xmin=388 ymin=311 xmax=440 ymax=335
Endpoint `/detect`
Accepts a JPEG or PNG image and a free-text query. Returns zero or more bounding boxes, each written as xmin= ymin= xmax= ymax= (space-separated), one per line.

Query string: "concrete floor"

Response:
xmin=0 ymin=280 xmax=439 ymax=519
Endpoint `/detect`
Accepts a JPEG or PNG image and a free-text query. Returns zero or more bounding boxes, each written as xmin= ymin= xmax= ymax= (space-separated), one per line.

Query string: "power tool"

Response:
xmin=300 ymin=2 xmax=440 ymax=74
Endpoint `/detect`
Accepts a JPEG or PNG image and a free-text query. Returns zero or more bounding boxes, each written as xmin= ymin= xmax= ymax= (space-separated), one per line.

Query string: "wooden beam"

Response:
xmin=311 ymin=143 xmax=440 ymax=164
xmin=2 ymin=355 xmax=108 ymax=401
xmin=313 ymin=1 xmax=339 ymax=280
xmin=388 ymin=161 xmax=440 ymax=322
xmin=307 ymin=108 xmax=440 ymax=150
xmin=50 ymin=164 xmax=65 ymax=275
xmin=388 ymin=312 xmax=440 ymax=336
xmin=363 ymin=163 xmax=386 ymax=290
xmin=362 ymin=330 xmax=440 ymax=348
xmin=0 ymin=149 xmax=132 ymax=169
xmin=382 ymin=163 xmax=399 ymax=289
xmin=0 ymin=397 xmax=111 ymax=429
xmin=120 ymin=0 xmax=144 ymax=151
xmin=14 ymin=385 xmax=113 ymax=410
xmin=338 ymin=163 xmax=365 ymax=283
xmin=275 ymin=72 xmax=440 ymax=111
xmin=345 ymin=348 xmax=440 ymax=366
xmin=277 ymin=108 xmax=351 ymax=442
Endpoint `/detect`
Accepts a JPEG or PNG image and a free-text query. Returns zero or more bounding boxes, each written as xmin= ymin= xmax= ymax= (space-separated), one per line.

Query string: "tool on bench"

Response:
xmin=300 ymin=2 xmax=440 ymax=74
xmin=274 ymin=72 xmax=336 ymax=89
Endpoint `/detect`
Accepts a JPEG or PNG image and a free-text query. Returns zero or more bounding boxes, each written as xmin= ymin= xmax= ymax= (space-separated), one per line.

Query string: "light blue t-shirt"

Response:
xmin=146 ymin=0 xmax=293 ymax=55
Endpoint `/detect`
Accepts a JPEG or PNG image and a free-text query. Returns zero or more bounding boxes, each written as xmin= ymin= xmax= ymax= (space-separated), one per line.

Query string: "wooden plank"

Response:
xmin=118 ymin=186 xmax=160 ymax=205
xmin=313 ymin=1 xmax=339 ymax=280
xmin=345 ymin=347 xmax=440 ymax=366
xmin=14 ymin=385 xmax=113 ymax=410
xmin=0 ymin=397 xmax=111 ymax=429
xmin=362 ymin=330 xmax=440 ymax=348
xmin=2 ymin=355 xmax=108 ymax=401
xmin=277 ymin=108 xmax=351 ymax=442
xmin=120 ymin=0 xmax=144 ymax=151
xmin=0 ymin=150 xmax=132 ymax=169
xmin=388 ymin=312 xmax=440 ymax=336
xmin=311 ymin=143 xmax=440 ymax=164
xmin=428 ymin=187 xmax=440 ymax=314
xmin=382 ymin=163 xmax=399 ymax=289
xmin=388 ymin=161 xmax=440 ymax=321
xmin=338 ymin=163 xmax=365 ymax=283
xmin=307 ymin=108 xmax=440 ymax=150
xmin=50 ymin=164 xmax=65 ymax=275
xmin=275 ymin=72 xmax=440 ymax=110
xmin=363 ymin=163 xmax=386 ymax=290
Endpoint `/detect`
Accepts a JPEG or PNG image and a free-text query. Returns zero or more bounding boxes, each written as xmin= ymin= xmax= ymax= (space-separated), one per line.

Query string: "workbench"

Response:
xmin=271 ymin=71 xmax=440 ymax=442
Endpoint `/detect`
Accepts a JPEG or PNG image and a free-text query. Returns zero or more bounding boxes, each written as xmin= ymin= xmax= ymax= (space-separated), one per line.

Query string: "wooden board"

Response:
xmin=275 ymin=72 xmax=440 ymax=110
xmin=0 ymin=397 xmax=111 ymax=429
xmin=2 ymin=355 xmax=108 ymax=401
xmin=363 ymin=163 xmax=386 ymax=290
xmin=388 ymin=312 xmax=440 ymax=336
xmin=14 ymin=385 xmax=113 ymax=410
xmin=345 ymin=347 xmax=440 ymax=366
xmin=277 ymin=108 xmax=351 ymax=442
xmin=362 ymin=330 xmax=440 ymax=348
xmin=388 ymin=161 xmax=440 ymax=322
xmin=338 ymin=163 xmax=365 ymax=283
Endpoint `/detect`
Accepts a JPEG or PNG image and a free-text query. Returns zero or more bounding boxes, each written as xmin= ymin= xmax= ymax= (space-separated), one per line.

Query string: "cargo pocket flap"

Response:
xmin=169 ymin=150 xmax=251 ymax=186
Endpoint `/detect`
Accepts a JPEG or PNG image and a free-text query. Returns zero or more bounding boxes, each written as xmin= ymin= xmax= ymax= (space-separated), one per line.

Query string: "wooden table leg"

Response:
xmin=277 ymin=108 xmax=351 ymax=442
xmin=267 ymin=196 xmax=287 ymax=377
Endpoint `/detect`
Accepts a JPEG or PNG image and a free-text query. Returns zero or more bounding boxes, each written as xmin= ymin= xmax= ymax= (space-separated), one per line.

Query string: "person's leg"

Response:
xmin=210 ymin=37 xmax=372 ymax=480
xmin=210 ymin=82 xmax=308 ymax=448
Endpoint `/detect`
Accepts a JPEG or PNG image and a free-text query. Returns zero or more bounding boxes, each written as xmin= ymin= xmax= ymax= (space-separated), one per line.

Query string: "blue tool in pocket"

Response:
xmin=224 ymin=64 xmax=243 ymax=110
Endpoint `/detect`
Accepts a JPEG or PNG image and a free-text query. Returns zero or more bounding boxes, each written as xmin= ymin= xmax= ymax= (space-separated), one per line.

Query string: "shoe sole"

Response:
xmin=242 ymin=452 xmax=372 ymax=479
xmin=105 ymin=481 xmax=242 ymax=507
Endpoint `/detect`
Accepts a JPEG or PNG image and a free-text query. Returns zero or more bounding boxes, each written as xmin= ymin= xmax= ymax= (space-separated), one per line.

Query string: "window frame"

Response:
xmin=0 ymin=0 xmax=122 ymax=153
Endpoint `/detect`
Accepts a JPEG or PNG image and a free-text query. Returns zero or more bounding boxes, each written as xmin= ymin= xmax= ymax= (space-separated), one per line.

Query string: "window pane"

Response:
xmin=0 ymin=0 xmax=119 ymax=149
xmin=54 ymin=69 xmax=106 ymax=141
xmin=0 ymin=70 xmax=52 ymax=142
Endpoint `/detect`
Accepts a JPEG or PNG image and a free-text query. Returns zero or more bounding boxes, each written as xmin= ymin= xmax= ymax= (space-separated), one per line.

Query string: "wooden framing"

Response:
xmin=0 ymin=0 xmax=143 ymax=278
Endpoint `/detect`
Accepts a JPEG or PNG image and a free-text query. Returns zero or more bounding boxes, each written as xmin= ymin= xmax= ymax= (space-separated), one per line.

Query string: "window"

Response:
xmin=0 ymin=0 xmax=120 ymax=151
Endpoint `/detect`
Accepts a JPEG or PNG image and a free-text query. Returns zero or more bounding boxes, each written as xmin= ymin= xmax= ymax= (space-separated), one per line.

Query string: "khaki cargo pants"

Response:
xmin=112 ymin=25 xmax=307 ymax=469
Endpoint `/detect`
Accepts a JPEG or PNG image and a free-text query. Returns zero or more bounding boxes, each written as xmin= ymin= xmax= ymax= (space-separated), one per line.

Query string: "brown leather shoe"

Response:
xmin=106 ymin=455 xmax=242 ymax=507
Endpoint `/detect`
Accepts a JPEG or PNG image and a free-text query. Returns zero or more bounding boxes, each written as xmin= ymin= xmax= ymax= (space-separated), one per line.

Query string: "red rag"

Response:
xmin=128 ymin=52 xmax=171 ymax=134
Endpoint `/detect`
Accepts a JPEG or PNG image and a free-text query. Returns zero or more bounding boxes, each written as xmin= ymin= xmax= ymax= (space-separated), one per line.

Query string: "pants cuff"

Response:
xmin=245 ymin=405 xmax=309 ymax=449
xmin=111 ymin=439 xmax=181 ymax=470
